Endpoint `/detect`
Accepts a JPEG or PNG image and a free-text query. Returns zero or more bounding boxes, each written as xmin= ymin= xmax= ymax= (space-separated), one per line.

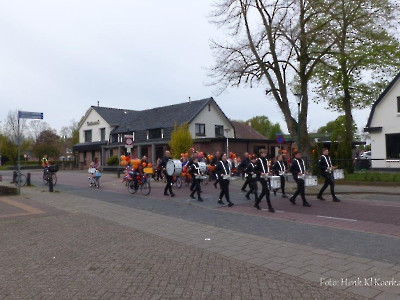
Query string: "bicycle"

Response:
xmin=14 ymin=171 xmax=27 ymax=187
xmin=128 ymin=173 xmax=151 ymax=195
xmin=43 ymin=165 xmax=58 ymax=186
xmin=88 ymin=167 xmax=101 ymax=188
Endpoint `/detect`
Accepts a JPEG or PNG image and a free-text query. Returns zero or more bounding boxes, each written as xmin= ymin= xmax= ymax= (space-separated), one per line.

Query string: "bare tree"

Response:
xmin=28 ymin=120 xmax=54 ymax=141
xmin=210 ymin=0 xmax=336 ymax=156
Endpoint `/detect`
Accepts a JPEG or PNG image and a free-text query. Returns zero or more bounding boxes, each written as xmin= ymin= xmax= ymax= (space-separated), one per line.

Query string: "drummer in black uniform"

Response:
xmin=160 ymin=150 xmax=175 ymax=197
xmin=317 ymin=148 xmax=340 ymax=202
xmin=254 ymin=149 xmax=275 ymax=212
xmin=216 ymin=153 xmax=234 ymax=207
xmin=245 ymin=155 xmax=258 ymax=201
xmin=189 ymin=156 xmax=203 ymax=202
xmin=272 ymin=154 xmax=288 ymax=198
xmin=211 ymin=151 xmax=220 ymax=189
xmin=289 ymin=151 xmax=311 ymax=207
xmin=187 ymin=152 xmax=198 ymax=192
xmin=239 ymin=152 xmax=250 ymax=191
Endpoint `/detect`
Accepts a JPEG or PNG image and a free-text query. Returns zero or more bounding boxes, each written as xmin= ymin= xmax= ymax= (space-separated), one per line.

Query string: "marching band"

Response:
xmin=121 ymin=148 xmax=344 ymax=211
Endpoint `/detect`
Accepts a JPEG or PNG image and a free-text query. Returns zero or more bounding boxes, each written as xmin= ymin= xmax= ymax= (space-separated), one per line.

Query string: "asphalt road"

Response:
xmin=6 ymin=169 xmax=400 ymax=265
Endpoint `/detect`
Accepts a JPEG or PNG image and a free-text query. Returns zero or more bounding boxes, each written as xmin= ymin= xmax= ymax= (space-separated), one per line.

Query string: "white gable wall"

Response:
xmin=189 ymin=102 xmax=234 ymax=139
xmin=79 ymin=109 xmax=112 ymax=143
xmin=369 ymin=83 xmax=400 ymax=168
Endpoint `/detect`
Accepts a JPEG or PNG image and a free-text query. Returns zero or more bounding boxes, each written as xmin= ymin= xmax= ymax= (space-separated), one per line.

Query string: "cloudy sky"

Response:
xmin=0 ymin=0 xmax=371 ymax=135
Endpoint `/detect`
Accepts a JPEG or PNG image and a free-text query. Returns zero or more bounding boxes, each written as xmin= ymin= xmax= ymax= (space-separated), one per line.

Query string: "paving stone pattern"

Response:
xmin=0 ymin=212 xmax=359 ymax=300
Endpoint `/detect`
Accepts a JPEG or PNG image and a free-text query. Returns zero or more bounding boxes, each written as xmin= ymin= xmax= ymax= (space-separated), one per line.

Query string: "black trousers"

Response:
xmin=274 ymin=175 xmax=286 ymax=194
xmin=293 ymin=178 xmax=306 ymax=202
xmin=256 ymin=179 xmax=272 ymax=208
xmin=164 ymin=174 xmax=173 ymax=194
xmin=318 ymin=173 xmax=335 ymax=197
xmin=190 ymin=179 xmax=201 ymax=199
xmin=241 ymin=175 xmax=250 ymax=190
xmin=190 ymin=177 xmax=196 ymax=191
xmin=246 ymin=179 xmax=258 ymax=200
xmin=219 ymin=179 xmax=231 ymax=203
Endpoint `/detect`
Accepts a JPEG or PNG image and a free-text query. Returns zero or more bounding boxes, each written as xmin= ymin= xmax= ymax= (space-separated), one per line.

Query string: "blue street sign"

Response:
xmin=276 ymin=135 xmax=284 ymax=144
xmin=18 ymin=111 xmax=44 ymax=119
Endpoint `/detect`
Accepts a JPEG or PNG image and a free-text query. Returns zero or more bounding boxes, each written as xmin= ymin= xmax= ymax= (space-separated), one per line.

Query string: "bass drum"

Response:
xmin=166 ymin=159 xmax=182 ymax=176
xmin=198 ymin=162 xmax=207 ymax=173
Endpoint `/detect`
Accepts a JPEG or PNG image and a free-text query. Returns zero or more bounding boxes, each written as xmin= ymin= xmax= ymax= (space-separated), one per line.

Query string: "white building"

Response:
xmin=364 ymin=72 xmax=400 ymax=170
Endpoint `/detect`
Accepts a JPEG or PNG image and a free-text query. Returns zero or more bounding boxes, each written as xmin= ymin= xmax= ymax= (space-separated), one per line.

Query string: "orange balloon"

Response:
xmin=142 ymin=162 xmax=147 ymax=167
xmin=148 ymin=163 xmax=152 ymax=168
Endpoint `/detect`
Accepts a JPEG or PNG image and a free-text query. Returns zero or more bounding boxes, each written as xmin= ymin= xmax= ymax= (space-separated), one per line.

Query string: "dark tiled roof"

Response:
xmin=110 ymin=98 xmax=215 ymax=134
xmin=231 ymin=121 xmax=268 ymax=140
xmin=92 ymin=106 xmax=137 ymax=126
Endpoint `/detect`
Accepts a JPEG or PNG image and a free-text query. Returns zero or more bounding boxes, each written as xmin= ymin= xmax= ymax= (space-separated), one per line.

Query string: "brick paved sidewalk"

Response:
xmin=2 ymin=187 xmax=400 ymax=299
xmin=0 ymin=198 xmax=359 ymax=300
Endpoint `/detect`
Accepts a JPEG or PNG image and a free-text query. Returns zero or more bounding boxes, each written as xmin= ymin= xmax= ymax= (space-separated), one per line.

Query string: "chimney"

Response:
xmin=188 ymin=97 xmax=191 ymax=103
xmin=97 ymin=101 xmax=99 ymax=107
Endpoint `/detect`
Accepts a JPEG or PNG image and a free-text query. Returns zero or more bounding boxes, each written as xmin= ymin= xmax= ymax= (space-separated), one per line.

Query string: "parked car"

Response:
xmin=359 ymin=151 xmax=371 ymax=159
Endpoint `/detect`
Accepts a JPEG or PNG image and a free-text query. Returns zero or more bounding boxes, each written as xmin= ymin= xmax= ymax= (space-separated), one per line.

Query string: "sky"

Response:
xmin=0 ymin=0 xmax=371 ymax=135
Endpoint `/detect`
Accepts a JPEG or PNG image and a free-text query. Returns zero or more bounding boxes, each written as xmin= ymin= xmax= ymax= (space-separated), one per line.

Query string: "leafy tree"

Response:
xmin=210 ymin=0 xmax=337 ymax=157
xmin=244 ymin=116 xmax=282 ymax=139
xmin=317 ymin=116 xmax=357 ymax=172
xmin=32 ymin=130 xmax=61 ymax=162
xmin=169 ymin=123 xmax=193 ymax=159
xmin=312 ymin=0 xmax=400 ymax=173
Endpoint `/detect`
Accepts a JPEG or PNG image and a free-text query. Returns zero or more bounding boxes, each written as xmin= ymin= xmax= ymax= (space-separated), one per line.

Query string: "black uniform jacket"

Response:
xmin=318 ymin=155 xmax=333 ymax=175
xmin=272 ymin=161 xmax=286 ymax=176
xmin=290 ymin=158 xmax=306 ymax=180
xmin=254 ymin=157 xmax=270 ymax=179
xmin=216 ymin=160 xmax=231 ymax=179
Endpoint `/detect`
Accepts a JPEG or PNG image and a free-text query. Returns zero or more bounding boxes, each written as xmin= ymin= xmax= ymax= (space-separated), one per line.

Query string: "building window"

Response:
xmin=215 ymin=125 xmax=224 ymax=137
xmin=397 ymin=96 xmax=400 ymax=113
xmin=148 ymin=129 xmax=162 ymax=139
xmin=111 ymin=134 xmax=118 ymax=143
xmin=386 ymin=133 xmax=400 ymax=159
xmin=84 ymin=130 xmax=92 ymax=143
xmin=100 ymin=128 xmax=105 ymax=141
xmin=195 ymin=123 xmax=206 ymax=136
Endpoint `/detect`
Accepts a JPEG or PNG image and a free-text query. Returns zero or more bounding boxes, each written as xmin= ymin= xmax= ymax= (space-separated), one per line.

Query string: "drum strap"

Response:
xmin=278 ymin=161 xmax=285 ymax=172
xmin=258 ymin=158 xmax=270 ymax=173
xmin=220 ymin=161 xmax=230 ymax=175
xmin=323 ymin=155 xmax=332 ymax=168
xmin=295 ymin=159 xmax=305 ymax=173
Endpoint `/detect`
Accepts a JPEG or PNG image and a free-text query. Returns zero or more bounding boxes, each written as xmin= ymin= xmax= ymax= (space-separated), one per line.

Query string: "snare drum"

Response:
xmin=166 ymin=159 xmax=182 ymax=176
xmin=198 ymin=162 xmax=207 ymax=173
xmin=195 ymin=175 xmax=207 ymax=180
xmin=268 ymin=176 xmax=281 ymax=189
xmin=304 ymin=175 xmax=318 ymax=187
xmin=333 ymin=169 xmax=344 ymax=179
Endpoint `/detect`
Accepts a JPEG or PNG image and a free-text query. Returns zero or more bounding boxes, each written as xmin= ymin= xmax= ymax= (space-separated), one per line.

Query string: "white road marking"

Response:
xmin=317 ymin=215 xmax=357 ymax=222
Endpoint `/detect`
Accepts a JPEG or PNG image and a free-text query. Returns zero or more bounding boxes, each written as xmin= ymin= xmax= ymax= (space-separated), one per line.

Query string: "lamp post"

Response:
xmin=294 ymin=93 xmax=303 ymax=151
xmin=224 ymin=128 xmax=231 ymax=155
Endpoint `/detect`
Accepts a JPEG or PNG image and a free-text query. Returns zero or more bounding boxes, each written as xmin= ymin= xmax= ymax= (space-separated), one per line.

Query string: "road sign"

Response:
xmin=18 ymin=111 xmax=44 ymax=119
xmin=276 ymin=134 xmax=284 ymax=144
xmin=125 ymin=135 xmax=134 ymax=146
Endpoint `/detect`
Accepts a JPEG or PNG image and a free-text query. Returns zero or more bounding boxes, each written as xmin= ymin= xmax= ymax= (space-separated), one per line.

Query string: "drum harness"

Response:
xmin=294 ymin=158 xmax=306 ymax=175
xmin=220 ymin=160 xmax=231 ymax=178
xmin=322 ymin=155 xmax=333 ymax=173
xmin=257 ymin=158 xmax=270 ymax=175
xmin=277 ymin=161 xmax=285 ymax=173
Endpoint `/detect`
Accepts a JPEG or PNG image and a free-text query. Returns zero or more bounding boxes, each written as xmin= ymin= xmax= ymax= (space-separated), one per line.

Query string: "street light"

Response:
xmin=294 ymin=93 xmax=303 ymax=151
xmin=224 ymin=128 xmax=231 ymax=155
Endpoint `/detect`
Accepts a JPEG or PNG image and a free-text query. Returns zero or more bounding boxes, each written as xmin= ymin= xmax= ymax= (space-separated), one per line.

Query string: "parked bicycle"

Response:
xmin=128 ymin=173 xmax=151 ymax=195
xmin=43 ymin=165 xmax=58 ymax=185
xmin=14 ymin=170 xmax=27 ymax=187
